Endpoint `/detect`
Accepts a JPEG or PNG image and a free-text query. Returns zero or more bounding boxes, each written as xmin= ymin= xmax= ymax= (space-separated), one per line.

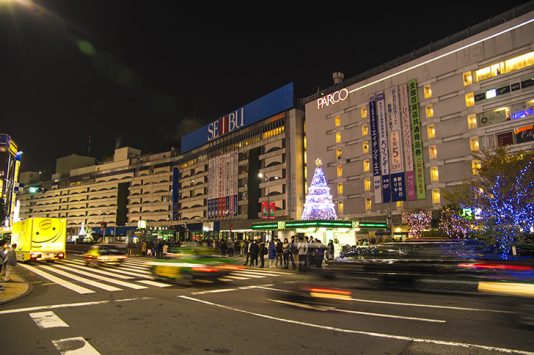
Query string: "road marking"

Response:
xmin=268 ymin=299 xmax=332 ymax=311
xmin=137 ymin=280 xmax=171 ymax=287
xmin=179 ymin=296 xmax=533 ymax=355
xmin=246 ymin=269 xmax=291 ymax=275
xmin=218 ymin=278 xmax=234 ymax=282
xmin=0 ymin=297 xmax=153 ymax=315
xmin=253 ymin=286 xmax=291 ymax=293
xmin=348 ymin=296 xmax=513 ymax=314
xmin=19 ymin=264 xmax=94 ymax=294
xmin=224 ymin=275 xmax=249 ymax=280
xmin=68 ymin=259 xmax=152 ymax=276
xmin=52 ymin=336 xmax=100 ymax=355
xmin=40 ymin=265 xmax=123 ymax=292
xmin=231 ymin=272 xmax=265 ymax=278
xmin=332 ymin=307 xmax=446 ymax=323
xmin=62 ymin=261 xmax=133 ymax=279
xmin=47 ymin=265 xmax=147 ymax=290
xmin=238 ymin=270 xmax=285 ymax=276
xmin=30 ymin=311 xmax=69 ymax=329
xmin=191 ymin=288 xmax=238 ymax=295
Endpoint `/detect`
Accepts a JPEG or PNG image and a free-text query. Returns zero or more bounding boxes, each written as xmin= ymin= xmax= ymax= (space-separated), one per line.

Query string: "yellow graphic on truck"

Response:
xmin=11 ymin=218 xmax=67 ymax=262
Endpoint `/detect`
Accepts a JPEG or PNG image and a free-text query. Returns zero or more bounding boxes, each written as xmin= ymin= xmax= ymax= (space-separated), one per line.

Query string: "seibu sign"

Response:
xmin=316 ymin=88 xmax=349 ymax=109
xmin=208 ymin=107 xmax=245 ymax=141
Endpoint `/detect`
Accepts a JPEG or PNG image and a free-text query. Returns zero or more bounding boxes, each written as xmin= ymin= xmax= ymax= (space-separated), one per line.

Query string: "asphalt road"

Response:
xmin=1 ymin=255 xmax=533 ymax=354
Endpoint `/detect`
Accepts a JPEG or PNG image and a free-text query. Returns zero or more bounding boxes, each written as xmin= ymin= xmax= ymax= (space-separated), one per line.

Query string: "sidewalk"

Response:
xmin=0 ymin=269 xmax=32 ymax=305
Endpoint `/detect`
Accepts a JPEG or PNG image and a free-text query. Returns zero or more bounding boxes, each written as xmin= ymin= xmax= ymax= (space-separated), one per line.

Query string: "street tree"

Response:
xmin=438 ymin=205 xmax=471 ymax=239
xmin=401 ymin=209 xmax=431 ymax=239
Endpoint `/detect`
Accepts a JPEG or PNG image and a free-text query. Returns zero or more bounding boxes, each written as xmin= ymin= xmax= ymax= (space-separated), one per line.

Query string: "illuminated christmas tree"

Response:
xmin=402 ymin=209 xmax=431 ymax=239
xmin=301 ymin=159 xmax=337 ymax=220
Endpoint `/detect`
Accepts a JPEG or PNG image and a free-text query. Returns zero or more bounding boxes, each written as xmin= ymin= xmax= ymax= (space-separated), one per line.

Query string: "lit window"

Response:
xmin=364 ymin=178 xmax=371 ymax=191
xmin=335 ymin=116 xmax=341 ymax=127
xmin=362 ymin=124 xmax=369 ymax=136
xmin=432 ymin=189 xmax=441 ymax=205
xmin=337 ymin=183 xmax=343 ymax=195
xmin=303 ymin=137 xmax=307 ymax=150
xmin=424 ymin=84 xmax=432 ymax=99
xmin=430 ymin=167 xmax=439 ymax=182
xmin=472 ymin=160 xmax=481 ymax=176
xmin=335 ymin=132 xmax=341 ymax=143
xmin=363 ymin=160 xmax=370 ymax=172
xmin=470 ymin=137 xmax=480 ymax=152
xmin=362 ymin=141 xmax=369 ymax=154
xmin=463 ymin=72 xmax=473 ymax=86
xmin=336 ymin=149 xmax=342 ymax=160
xmin=467 ymin=114 xmax=477 ymax=129
xmin=337 ymin=165 xmax=343 ymax=177
xmin=425 ymin=104 xmax=434 ymax=118
xmin=365 ymin=198 xmax=372 ymax=211
xmin=465 ymin=93 xmax=475 ymax=107
xmin=474 ymin=66 xmax=491 ymax=82
xmin=338 ymin=201 xmax=344 ymax=214
xmin=427 ymin=125 xmax=436 ymax=139
xmin=429 ymin=145 xmax=437 ymax=160
xmin=396 ymin=201 xmax=403 ymax=209
xmin=360 ymin=106 xmax=368 ymax=119
xmin=503 ymin=51 xmax=534 ymax=74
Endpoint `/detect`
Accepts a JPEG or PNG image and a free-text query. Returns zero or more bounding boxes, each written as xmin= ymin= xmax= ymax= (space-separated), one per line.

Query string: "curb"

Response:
xmin=0 ymin=272 xmax=34 ymax=305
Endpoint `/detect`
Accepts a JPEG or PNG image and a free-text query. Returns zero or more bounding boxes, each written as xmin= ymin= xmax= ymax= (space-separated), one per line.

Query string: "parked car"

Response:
xmin=84 ymin=244 xmax=128 ymax=266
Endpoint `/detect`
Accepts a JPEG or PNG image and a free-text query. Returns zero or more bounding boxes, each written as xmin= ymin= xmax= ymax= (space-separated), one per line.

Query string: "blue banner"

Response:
xmin=369 ymin=98 xmax=382 ymax=204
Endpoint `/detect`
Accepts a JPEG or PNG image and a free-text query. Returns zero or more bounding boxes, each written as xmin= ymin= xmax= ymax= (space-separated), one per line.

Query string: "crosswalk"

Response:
xmin=19 ymin=258 xmax=291 ymax=295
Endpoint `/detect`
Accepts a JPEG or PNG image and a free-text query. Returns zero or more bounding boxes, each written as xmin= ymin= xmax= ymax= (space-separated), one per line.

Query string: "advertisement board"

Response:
xmin=369 ymin=98 xmax=382 ymax=204
xmin=407 ymin=80 xmax=426 ymax=200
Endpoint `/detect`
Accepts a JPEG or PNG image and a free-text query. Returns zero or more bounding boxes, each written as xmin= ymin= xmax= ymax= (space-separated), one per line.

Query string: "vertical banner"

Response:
xmin=369 ymin=97 xmax=382 ymax=204
xmin=407 ymin=80 xmax=426 ymax=200
xmin=207 ymin=151 xmax=239 ymax=219
xmin=269 ymin=202 xmax=276 ymax=220
xmin=399 ymin=85 xmax=416 ymax=201
xmin=376 ymin=92 xmax=391 ymax=203
xmin=385 ymin=87 xmax=406 ymax=201
xmin=172 ymin=167 xmax=180 ymax=221
xmin=261 ymin=201 xmax=268 ymax=219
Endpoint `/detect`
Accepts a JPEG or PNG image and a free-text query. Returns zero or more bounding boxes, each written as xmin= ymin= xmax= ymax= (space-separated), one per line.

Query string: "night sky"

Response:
xmin=1 ymin=0 xmax=530 ymax=175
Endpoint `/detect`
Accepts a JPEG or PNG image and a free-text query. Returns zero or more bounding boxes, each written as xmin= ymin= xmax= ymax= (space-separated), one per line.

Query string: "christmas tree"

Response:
xmin=301 ymin=159 xmax=337 ymax=220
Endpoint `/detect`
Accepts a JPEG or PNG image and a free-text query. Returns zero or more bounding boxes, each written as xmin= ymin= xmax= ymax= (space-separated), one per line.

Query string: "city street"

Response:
xmin=1 ymin=256 xmax=533 ymax=354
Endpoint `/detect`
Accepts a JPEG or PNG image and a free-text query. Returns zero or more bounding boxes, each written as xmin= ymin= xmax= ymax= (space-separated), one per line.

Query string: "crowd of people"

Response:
xmin=0 ymin=240 xmax=18 ymax=289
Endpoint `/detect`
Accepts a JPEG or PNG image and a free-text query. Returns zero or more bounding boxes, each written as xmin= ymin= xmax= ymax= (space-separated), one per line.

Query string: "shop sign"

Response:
xmin=316 ymin=88 xmax=349 ymax=109
xmin=515 ymin=125 xmax=534 ymax=143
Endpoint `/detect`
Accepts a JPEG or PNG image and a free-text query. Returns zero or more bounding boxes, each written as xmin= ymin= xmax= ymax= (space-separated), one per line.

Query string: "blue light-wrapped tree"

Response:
xmin=301 ymin=159 xmax=337 ymax=220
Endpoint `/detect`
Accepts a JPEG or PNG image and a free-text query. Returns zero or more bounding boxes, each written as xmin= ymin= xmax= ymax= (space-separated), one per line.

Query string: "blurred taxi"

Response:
xmin=148 ymin=244 xmax=243 ymax=286
xmin=84 ymin=244 xmax=128 ymax=266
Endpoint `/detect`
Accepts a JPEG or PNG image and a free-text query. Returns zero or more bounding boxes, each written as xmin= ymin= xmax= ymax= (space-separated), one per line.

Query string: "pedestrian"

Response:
xmin=314 ymin=239 xmax=325 ymax=268
xmin=249 ymin=240 xmax=259 ymax=267
xmin=327 ymin=240 xmax=335 ymax=260
xmin=268 ymin=240 xmax=276 ymax=268
xmin=258 ymin=240 xmax=266 ymax=268
xmin=275 ymin=238 xmax=283 ymax=267
xmin=297 ymin=236 xmax=308 ymax=272
xmin=0 ymin=240 xmax=7 ymax=277
xmin=140 ymin=241 xmax=147 ymax=257
xmin=3 ymin=243 xmax=18 ymax=282
xmin=239 ymin=239 xmax=245 ymax=257
xmin=282 ymin=238 xmax=290 ymax=269
xmin=289 ymin=236 xmax=297 ymax=269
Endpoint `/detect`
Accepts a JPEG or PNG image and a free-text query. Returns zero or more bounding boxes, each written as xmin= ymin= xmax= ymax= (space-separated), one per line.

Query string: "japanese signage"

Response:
xmin=407 ymin=80 xmax=426 ymax=200
xmin=369 ymin=97 xmax=382 ymax=204
xmin=399 ymin=84 xmax=416 ymax=201
xmin=208 ymin=152 xmax=238 ymax=219
xmin=376 ymin=92 xmax=391 ymax=203
xmin=386 ymin=86 xmax=406 ymax=201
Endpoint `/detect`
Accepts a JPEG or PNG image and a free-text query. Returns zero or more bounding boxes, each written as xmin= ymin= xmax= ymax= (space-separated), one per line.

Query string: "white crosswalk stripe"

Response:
xmin=39 ymin=265 xmax=123 ymax=292
xmin=49 ymin=264 xmax=147 ymax=290
xmin=19 ymin=264 xmax=95 ymax=294
xmin=61 ymin=261 xmax=134 ymax=279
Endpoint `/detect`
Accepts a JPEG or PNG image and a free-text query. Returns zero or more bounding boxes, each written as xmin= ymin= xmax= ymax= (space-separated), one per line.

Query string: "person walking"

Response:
xmin=289 ymin=236 xmax=297 ymax=269
xmin=275 ymin=238 xmax=283 ymax=267
xmin=0 ymin=240 xmax=7 ymax=277
xmin=282 ymin=238 xmax=290 ymax=269
xmin=268 ymin=240 xmax=276 ymax=268
xmin=297 ymin=236 xmax=308 ymax=272
xmin=258 ymin=240 xmax=266 ymax=268
xmin=3 ymin=243 xmax=18 ymax=282
xmin=249 ymin=240 xmax=259 ymax=267
xmin=327 ymin=240 xmax=335 ymax=260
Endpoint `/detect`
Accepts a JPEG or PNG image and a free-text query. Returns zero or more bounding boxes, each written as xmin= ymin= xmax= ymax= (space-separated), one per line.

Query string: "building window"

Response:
xmin=429 ymin=145 xmax=437 ymax=160
xmin=335 ymin=132 xmax=341 ymax=143
xmin=362 ymin=124 xmax=369 ymax=136
xmin=363 ymin=160 xmax=370 ymax=172
xmin=338 ymin=201 xmax=344 ymax=214
xmin=337 ymin=165 xmax=343 ymax=177
xmin=337 ymin=183 xmax=343 ymax=195
xmin=425 ymin=104 xmax=434 ymax=118
xmin=432 ymin=189 xmax=441 ymax=205
xmin=396 ymin=201 xmax=403 ymax=209
xmin=469 ymin=137 xmax=480 ymax=152
xmin=467 ymin=114 xmax=477 ymax=129
xmin=362 ymin=141 xmax=369 ymax=154
xmin=424 ymin=84 xmax=432 ymax=99
xmin=430 ymin=167 xmax=439 ymax=182
xmin=472 ymin=160 xmax=481 ymax=176
xmin=361 ymin=106 xmax=368 ymax=119
xmin=365 ymin=198 xmax=372 ymax=211
xmin=474 ymin=51 xmax=534 ymax=83
xmin=463 ymin=72 xmax=473 ymax=86
xmin=427 ymin=125 xmax=436 ymax=139
xmin=364 ymin=178 xmax=371 ymax=191
xmin=496 ymin=132 xmax=514 ymax=147
xmin=336 ymin=149 xmax=342 ymax=160
xmin=465 ymin=93 xmax=475 ymax=107
xmin=335 ymin=116 xmax=341 ymax=127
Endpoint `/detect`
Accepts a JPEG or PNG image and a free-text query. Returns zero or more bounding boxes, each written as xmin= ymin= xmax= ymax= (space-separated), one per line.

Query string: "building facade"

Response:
xmin=0 ymin=134 xmax=22 ymax=226
xmin=303 ymin=9 xmax=534 ymax=223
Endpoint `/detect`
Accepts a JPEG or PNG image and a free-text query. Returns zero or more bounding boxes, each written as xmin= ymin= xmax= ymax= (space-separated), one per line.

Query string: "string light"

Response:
xmin=301 ymin=159 xmax=337 ymax=220
xmin=401 ymin=209 xmax=431 ymax=239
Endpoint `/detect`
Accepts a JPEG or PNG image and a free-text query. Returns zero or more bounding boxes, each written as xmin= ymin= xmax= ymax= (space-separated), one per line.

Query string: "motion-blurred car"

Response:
xmin=148 ymin=245 xmax=243 ymax=286
xmin=84 ymin=244 xmax=128 ymax=266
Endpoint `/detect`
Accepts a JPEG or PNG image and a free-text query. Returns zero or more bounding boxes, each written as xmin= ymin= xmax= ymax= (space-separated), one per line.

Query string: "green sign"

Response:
xmin=408 ymin=80 xmax=426 ymax=200
xmin=359 ymin=221 xmax=387 ymax=229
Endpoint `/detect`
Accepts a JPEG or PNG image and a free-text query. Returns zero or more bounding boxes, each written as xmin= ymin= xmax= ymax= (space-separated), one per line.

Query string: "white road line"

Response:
xmin=223 ymin=275 xmax=249 ymax=280
xmin=137 ymin=280 xmax=171 ymax=288
xmin=0 ymin=297 xmax=153 ymax=315
xmin=179 ymin=296 xmax=534 ymax=355
xmin=30 ymin=311 xmax=70 ymax=329
xmin=191 ymin=288 xmax=238 ymax=295
xmin=40 ymin=265 xmax=122 ymax=292
xmin=60 ymin=262 xmax=133 ymax=279
xmin=253 ymin=286 xmax=291 ymax=293
xmin=349 ymin=297 xmax=513 ymax=314
xmin=231 ymin=272 xmax=265 ymax=278
xmin=218 ymin=278 xmax=234 ymax=282
xmin=246 ymin=269 xmax=290 ymax=275
xmin=19 ymin=264 xmax=94 ymax=295
xmin=119 ymin=264 xmax=151 ymax=273
xmin=46 ymin=265 xmax=147 ymax=290
xmin=332 ymin=307 xmax=446 ymax=323
xmin=52 ymin=336 xmax=100 ymax=355
xmin=239 ymin=269 xmax=287 ymax=276
xmin=68 ymin=259 xmax=152 ymax=276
